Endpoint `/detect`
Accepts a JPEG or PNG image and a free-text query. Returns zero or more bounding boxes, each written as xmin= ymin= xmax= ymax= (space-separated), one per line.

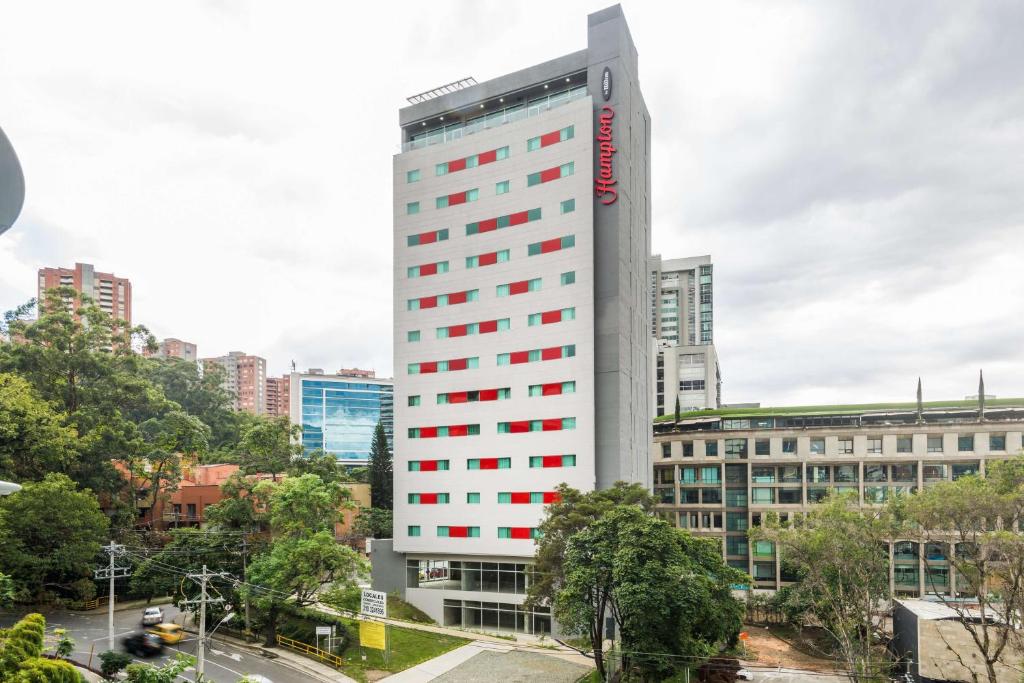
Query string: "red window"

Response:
xmin=510 ymin=351 xmax=530 ymax=364
xmin=539 ymin=167 xmax=561 ymax=183
xmin=479 ymin=217 xmax=498 ymax=233
xmin=448 ymin=358 xmax=468 ymax=371
xmin=510 ymin=492 xmax=531 ymax=504
xmin=541 ymin=455 xmax=564 ymax=468
xmin=419 ymin=460 xmax=439 ymax=472
xmin=448 ymin=391 xmax=469 ymax=404
xmin=419 ymin=262 xmax=438 ymax=276
xmin=478 ymin=389 xmax=498 ymax=401
xmin=509 ymin=421 xmax=530 ymax=433
xmin=419 ymin=295 xmax=438 ymax=309
xmin=448 ymin=526 xmax=470 ymax=538
xmin=419 ymin=427 xmax=439 ymax=439
xmin=541 ymin=382 xmax=564 ymax=396
xmin=448 ymin=158 xmax=467 ymax=173
xmin=509 ymin=210 xmax=530 ymax=226
xmin=450 ymin=191 xmax=468 ymax=206
xmin=541 ymin=310 xmax=562 ymax=324
xmin=540 ymin=238 xmax=562 ymax=254
xmin=540 ymin=131 xmax=561 ymax=147
xmin=447 ymin=291 xmax=467 ymax=305
xmin=543 ymin=492 xmax=561 ymax=504
xmin=418 ymin=231 xmax=437 ymax=245
xmin=419 ymin=493 xmax=439 ymax=504
xmin=420 ymin=361 xmax=438 ymax=374
xmin=510 ymin=527 xmax=533 ymax=540
xmin=449 ymin=324 xmax=468 ymax=337
xmin=478 ymin=251 xmax=498 ymax=266
xmin=478 ymin=458 xmax=500 ymax=470
xmin=448 ymin=424 xmax=469 ymax=437
xmin=541 ymin=346 xmax=562 ymax=361
xmin=478 ymin=319 xmax=498 ymax=334
xmin=509 ymin=280 xmax=530 ymax=295
xmin=542 ymin=418 xmax=564 ymax=431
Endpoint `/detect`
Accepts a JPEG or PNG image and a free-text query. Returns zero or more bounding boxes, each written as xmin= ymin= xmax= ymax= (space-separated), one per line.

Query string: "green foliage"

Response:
xmin=556 ymin=507 xmax=744 ymax=681
xmin=353 ymin=507 xmax=392 ymax=539
xmin=320 ymin=587 xmax=433 ymax=624
xmin=287 ymin=449 xmax=345 ymax=483
xmin=0 ymin=373 xmax=77 ymax=482
xmin=237 ymin=417 xmax=302 ymax=481
xmin=52 ymin=630 xmax=74 ymax=659
xmin=203 ymin=472 xmax=269 ymax=531
xmin=124 ymin=653 xmax=194 ymax=683
xmin=98 ymin=650 xmax=132 ymax=678
xmin=367 ymin=421 xmax=392 ymax=509
xmin=8 ymin=656 xmax=83 ymax=683
xmin=751 ymin=494 xmax=895 ymax=679
xmin=0 ymin=474 xmax=108 ymax=601
xmin=525 ymin=482 xmax=654 ymax=611
xmin=0 ymin=613 xmax=45 ymax=676
xmin=258 ymin=473 xmax=351 ymax=536
xmin=0 ymin=573 xmax=15 ymax=607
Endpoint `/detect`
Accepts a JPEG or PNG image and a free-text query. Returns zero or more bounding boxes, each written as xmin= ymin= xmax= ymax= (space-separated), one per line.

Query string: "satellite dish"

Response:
xmin=0 ymin=126 xmax=25 ymax=236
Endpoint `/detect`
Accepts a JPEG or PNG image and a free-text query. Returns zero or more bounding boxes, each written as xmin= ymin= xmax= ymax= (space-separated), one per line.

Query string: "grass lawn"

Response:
xmin=334 ymin=616 xmax=468 ymax=682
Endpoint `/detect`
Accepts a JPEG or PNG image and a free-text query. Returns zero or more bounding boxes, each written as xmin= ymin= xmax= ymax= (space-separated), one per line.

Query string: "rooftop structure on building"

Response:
xmin=38 ymin=262 xmax=132 ymax=324
xmin=381 ymin=4 xmax=652 ymax=635
xmin=337 ymin=367 xmax=376 ymax=378
xmin=652 ymin=379 xmax=1024 ymax=594
xmin=147 ymin=338 xmax=198 ymax=362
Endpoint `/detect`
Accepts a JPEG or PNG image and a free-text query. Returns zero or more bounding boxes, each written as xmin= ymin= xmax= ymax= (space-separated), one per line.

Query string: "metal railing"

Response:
xmin=72 ymin=595 xmax=109 ymax=611
xmin=276 ymin=634 xmax=344 ymax=669
xmin=401 ymin=86 xmax=588 ymax=153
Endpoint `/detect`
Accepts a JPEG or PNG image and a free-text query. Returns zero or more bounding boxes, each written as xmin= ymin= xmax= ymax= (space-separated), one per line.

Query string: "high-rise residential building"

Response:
xmin=147 ymin=338 xmax=198 ymax=362
xmin=201 ymin=351 xmax=266 ymax=415
xmin=651 ymin=393 xmax=1024 ymax=595
xmin=385 ymin=5 xmax=651 ymax=633
xmin=650 ymin=254 xmax=721 ymax=411
xmin=37 ymin=262 xmax=132 ymax=324
xmin=288 ymin=371 xmax=394 ymax=464
xmin=265 ymin=375 xmax=291 ymax=417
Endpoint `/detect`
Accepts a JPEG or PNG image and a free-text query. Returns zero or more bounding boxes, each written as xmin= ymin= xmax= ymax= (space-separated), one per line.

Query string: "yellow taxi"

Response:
xmin=146 ymin=623 xmax=185 ymax=644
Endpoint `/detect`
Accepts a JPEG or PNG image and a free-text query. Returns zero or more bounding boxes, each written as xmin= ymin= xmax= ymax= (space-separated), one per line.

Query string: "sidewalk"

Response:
xmin=195 ymin=628 xmax=358 ymax=682
xmin=379 ymin=642 xmax=507 ymax=682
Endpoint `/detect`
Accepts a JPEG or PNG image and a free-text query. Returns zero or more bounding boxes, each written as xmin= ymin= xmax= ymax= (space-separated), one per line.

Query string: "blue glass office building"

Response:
xmin=292 ymin=374 xmax=394 ymax=464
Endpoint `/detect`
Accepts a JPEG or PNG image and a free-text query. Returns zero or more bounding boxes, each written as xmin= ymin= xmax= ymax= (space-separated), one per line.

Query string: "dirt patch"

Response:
xmin=741 ymin=625 xmax=840 ymax=673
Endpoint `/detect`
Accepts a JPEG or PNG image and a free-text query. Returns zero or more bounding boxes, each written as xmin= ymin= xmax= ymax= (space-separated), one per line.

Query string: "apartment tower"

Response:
xmin=38 ymin=262 xmax=132 ymax=323
xmin=389 ymin=5 xmax=651 ymax=632
xmin=201 ymin=351 xmax=267 ymax=415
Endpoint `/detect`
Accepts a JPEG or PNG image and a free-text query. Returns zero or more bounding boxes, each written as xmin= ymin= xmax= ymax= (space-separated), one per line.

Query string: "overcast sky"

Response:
xmin=1 ymin=1 xmax=1022 ymax=406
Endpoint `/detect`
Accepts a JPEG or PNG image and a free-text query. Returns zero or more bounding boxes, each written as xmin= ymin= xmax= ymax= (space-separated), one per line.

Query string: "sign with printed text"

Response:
xmin=359 ymin=621 xmax=386 ymax=650
xmin=360 ymin=589 xmax=388 ymax=618
xmin=315 ymin=626 xmax=332 ymax=636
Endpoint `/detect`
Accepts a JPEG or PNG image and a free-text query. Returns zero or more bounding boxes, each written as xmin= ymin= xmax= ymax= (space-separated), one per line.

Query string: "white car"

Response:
xmin=736 ymin=669 xmax=754 ymax=681
xmin=141 ymin=607 xmax=164 ymax=626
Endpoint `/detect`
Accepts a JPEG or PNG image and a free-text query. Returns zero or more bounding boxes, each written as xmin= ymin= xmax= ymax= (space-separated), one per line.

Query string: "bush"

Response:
xmin=11 ymin=656 xmax=83 ymax=682
xmin=99 ymin=650 xmax=132 ymax=679
xmin=275 ymin=605 xmax=351 ymax=654
xmin=0 ymin=613 xmax=46 ymax=673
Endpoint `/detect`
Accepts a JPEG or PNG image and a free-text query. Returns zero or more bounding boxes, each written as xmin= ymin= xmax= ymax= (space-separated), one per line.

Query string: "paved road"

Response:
xmin=747 ymin=666 xmax=844 ymax=683
xmin=0 ymin=603 xmax=313 ymax=683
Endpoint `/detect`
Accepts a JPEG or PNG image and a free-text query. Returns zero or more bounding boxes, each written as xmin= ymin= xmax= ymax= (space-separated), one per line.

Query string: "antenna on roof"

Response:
xmin=978 ymin=370 xmax=986 ymax=422
xmin=916 ymin=378 xmax=924 ymax=424
xmin=406 ymin=77 xmax=478 ymax=104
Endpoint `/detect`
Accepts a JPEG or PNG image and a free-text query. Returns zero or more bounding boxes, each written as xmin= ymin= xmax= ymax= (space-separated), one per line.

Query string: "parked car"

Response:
xmin=141 ymin=607 xmax=164 ymax=626
xmin=122 ymin=633 xmax=164 ymax=657
xmin=146 ymin=623 xmax=185 ymax=644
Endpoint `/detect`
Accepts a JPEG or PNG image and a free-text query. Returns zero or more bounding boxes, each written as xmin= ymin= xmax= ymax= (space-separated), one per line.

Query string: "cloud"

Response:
xmin=0 ymin=0 xmax=1021 ymax=406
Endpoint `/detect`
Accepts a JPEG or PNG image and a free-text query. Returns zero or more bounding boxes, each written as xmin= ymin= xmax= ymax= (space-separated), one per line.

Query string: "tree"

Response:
xmin=674 ymin=395 xmax=681 ymax=422
xmin=287 ymin=449 xmax=344 ymax=483
xmin=127 ymin=410 xmax=210 ymax=518
xmin=124 ymin=654 xmax=194 ymax=683
xmin=237 ymin=417 xmax=301 ymax=481
xmin=98 ymin=651 xmax=132 ymax=679
xmin=202 ymin=472 xmax=269 ymax=531
xmin=367 ymin=421 xmax=392 ymax=510
xmin=0 ymin=613 xmax=82 ymax=682
xmin=751 ymin=494 xmax=896 ymax=679
xmin=0 ymin=474 xmax=108 ymax=600
xmin=556 ymin=506 xmax=745 ymax=681
xmin=0 ymin=572 xmax=15 ymax=606
xmin=0 ymin=373 xmax=78 ymax=483
xmin=525 ymin=482 xmax=654 ymax=611
xmin=244 ymin=474 xmax=365 ymax=645
xmin=53 ymin=629 xmax=75 ymax=659
xmin=353 ymin=507 xmax=393 ymax=539
xmin=904 ymin=457 xmax=1024 ymax=683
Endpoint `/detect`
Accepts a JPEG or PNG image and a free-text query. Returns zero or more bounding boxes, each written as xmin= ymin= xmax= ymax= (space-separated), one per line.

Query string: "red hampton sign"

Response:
xmin=595 ymin=106 xmax=617 ymax=205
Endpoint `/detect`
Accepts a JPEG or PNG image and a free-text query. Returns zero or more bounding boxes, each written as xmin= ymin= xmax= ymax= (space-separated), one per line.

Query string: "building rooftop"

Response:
xmin=654 ymin=397 xmax=1024 ymax=423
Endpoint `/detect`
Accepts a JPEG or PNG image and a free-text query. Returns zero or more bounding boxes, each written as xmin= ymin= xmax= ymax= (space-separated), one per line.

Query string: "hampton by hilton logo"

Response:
xmin=595 ymin=106 xmax=617 ymax=205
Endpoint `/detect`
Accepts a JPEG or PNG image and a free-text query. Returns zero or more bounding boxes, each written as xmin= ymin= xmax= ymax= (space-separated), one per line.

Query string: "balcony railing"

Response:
xmin=401 ymin=86 xmax=588 ymax=153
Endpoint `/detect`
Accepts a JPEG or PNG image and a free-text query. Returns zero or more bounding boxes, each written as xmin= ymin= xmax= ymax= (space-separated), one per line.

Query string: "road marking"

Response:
xmin=92 ymin=630 xmax=135 ymax=642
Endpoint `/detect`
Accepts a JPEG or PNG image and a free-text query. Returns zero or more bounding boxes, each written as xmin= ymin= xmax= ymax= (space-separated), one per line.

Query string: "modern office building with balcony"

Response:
xmin=288 ymin=370 xmax=394 ymax=465
xmin=650 ymin=254 xmax=721 ymax=411
xmin=387 ymin=5 xmax=651 ymax=633
xmin=652 ymin=394 xmax=1024 ymax=595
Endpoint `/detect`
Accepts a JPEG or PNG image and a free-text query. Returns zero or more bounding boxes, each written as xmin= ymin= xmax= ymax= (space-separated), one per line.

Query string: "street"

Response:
xmin=0 ymin=603 xmax=315 ymax=683
xmin=746 ymin=666 xmax=844 ymax=683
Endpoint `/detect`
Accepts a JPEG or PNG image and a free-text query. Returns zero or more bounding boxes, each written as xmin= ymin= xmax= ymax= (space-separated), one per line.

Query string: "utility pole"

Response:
xmin=240 ymin=532 xmax=251 ymax=634
xmin=183 ymin=565 xmax=226 ymax=679
xmin=94 ymin=542 xmax=130 ymax=652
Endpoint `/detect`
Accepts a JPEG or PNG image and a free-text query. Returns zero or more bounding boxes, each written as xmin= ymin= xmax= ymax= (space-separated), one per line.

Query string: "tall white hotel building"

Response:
xmin=380 ymin=5 xmax=651 ymax=634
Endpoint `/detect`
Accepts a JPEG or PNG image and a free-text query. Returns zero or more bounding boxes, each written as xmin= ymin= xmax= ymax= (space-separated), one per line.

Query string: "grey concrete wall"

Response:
xmin=588 ymin=5 xmax=652 ymax=490
xmin=369 ymin=539 xmax=406 ymax=597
